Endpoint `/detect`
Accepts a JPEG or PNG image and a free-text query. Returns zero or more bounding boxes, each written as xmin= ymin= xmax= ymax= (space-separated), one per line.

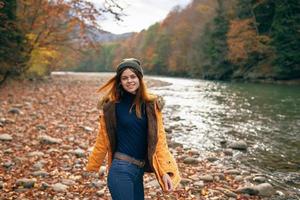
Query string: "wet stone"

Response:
xmin=228 ymin=140 xmax=247 ymax=150
xmin=188 ymin=149 xmax=200 ymax=156
xmin=16 ymin=178 xmax=36 ymax=188
xmin=236 ymin=186 xmax=259 ymax=195
xmin=254 ymin=183 xmax=275 ymax=197
xmin=216 ymin=187 xmax=238 ymax=198
xmin=0 ymin=134 xmax=13 ymax=141
xmin=223 ymin=149 xmax=233 ymax=156
xmin=206 ymin=157 xmax=219 ymax=162
xmin=253 ymin=176 xmax=267 ymax=183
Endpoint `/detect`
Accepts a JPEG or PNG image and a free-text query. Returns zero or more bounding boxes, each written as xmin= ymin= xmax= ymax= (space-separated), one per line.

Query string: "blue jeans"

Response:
xmin=108 ymin=159 xmax=145 ymax=200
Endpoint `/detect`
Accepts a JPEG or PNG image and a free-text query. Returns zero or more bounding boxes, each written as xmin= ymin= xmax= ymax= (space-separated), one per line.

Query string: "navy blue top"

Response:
xmin=115 ymin=91 xmax=148 ymax=160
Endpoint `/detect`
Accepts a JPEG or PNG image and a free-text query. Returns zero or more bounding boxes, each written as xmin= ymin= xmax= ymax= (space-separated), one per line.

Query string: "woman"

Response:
xmin=85 ymin=58 xmax=181 ymax=200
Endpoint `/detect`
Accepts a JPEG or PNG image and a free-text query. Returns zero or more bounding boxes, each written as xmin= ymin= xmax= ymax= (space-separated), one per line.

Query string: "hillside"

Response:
xmin=73 ymin=0 xmax=300 ymax=81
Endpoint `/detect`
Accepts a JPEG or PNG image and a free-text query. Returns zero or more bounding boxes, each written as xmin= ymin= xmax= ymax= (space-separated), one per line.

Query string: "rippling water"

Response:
xmin=149 ymin=76 xmax=300 ymax=184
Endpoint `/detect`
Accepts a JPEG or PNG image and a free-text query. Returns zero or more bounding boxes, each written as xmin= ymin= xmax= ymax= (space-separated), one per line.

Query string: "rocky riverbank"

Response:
xmin=0 ymin=73 xmax=299 ymax=199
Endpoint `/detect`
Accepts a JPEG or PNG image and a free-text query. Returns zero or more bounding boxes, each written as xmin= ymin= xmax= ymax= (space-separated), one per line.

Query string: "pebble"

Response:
xmin=61 ymin=179 xmax=76 ymax=186
xmin=216 ymin=187 xmax=238 ymax=198
xmin=145 ymin=179 xmax=160 ymax=188
xmin=91 ymin=180 xmax=105 ymax=189
xmin=96 ymin=188 xmax=105 ymax=197
xmin=27 ymin=151 xmax=45 ymax=157
xmin=225 ymin=169 xmax=241 ymax=175
xmin=32 ymin=170 xmax=49 ymax=177
xmin=4 ymin=148 xmax=13 ymax=154
xmin=36 ymin=124 xmax=47 ymax=130
xmin=183 ymin=157 xmax=199 ymax=165
xmin=199 ymin=175 xmax=214 ymax=182
xmin=32 ymin=161 xmax=45 ymax=171
xmin=72 ymin=148 xmax=85 ymax=158
xmin=99 ymin=166 xmax=106 ymax=176
xmin=206 ymin=157 xmax=219 ymax=162
xmin=254 ymin=183 xmax=275 ymax=197
xmin=228 ymin=140 xmax=247 ymax=150
xmin=79 ymin=125 xmax=93 ymax=132
xmin=52 ymin=183 xmax=68 ymax=192
xmin=236 ymin=185 xmax=259 ymax=195
xmin=8 ymin=108 xmax=22 ymax=115
xmin=16 ymin=178 xmax=36 ymax=188
xmin=3 ymin=161 xmax=14 ymax=168
xmin=214 ymin=173 xmax=225 ymax=180
xmin=38 ymin=135 xmax=62 ymax=144
xmin=180 ymin=178 xmax=192 ymax=186
xmin=0 ymin=181 xmax=3 ymax=189
xmin=253 ymin=176 xmax=267 ymax=183
xmin=193 ymin=181 xmax=205 ymax=188
xmin=0 ymin=134 xmax=13 ymax=141
xmin=188 ymin=149 xmax=200 ymax=156
xmin=223 ymin=149 xmax=233 ymax=156
xmin=41 ymin=182 xmax=50 ymax=190
xmin=234 ymin=175 xmax=244 ymax=182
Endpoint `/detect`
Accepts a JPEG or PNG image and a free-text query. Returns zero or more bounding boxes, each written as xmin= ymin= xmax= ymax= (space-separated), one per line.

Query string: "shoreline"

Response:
xmin=0 ymin=73 xmax=299 ymax=199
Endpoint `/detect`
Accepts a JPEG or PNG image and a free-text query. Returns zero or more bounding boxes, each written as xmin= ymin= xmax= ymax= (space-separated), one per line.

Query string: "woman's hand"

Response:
xmin=162 ymin=173 xmax=173 ymax=192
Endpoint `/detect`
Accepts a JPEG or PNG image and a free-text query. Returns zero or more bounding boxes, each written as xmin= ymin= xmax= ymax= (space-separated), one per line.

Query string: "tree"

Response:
xmin=271 ymin=0 xmax=300 ymax=79
xmin=0 ymin=0 xmax=29 ymax=83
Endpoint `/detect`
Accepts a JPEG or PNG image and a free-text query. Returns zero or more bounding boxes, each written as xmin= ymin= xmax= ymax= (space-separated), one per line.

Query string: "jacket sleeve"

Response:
xmin=85 ymin=112 xmax=108 ymax=172
xmin=154 ymin=103 xmax=180 ymax=179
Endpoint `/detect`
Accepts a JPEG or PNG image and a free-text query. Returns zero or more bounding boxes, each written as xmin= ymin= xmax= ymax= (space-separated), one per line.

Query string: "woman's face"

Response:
xmin=120 ymin=68 xmax=140 ymax=94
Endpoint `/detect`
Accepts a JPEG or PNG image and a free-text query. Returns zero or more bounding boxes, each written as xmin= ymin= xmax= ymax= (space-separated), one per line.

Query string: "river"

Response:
xmin=148 ymin=76 xmax=300 ymax=190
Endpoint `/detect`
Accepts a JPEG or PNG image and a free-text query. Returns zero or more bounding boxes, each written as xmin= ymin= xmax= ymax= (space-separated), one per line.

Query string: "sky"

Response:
xmin=93 ymin=0 xmax=192 ymax=34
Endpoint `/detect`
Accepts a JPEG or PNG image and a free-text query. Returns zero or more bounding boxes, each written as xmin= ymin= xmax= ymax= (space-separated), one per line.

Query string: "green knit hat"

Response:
xmin=116 ymin=58 xmax=143 ymax=77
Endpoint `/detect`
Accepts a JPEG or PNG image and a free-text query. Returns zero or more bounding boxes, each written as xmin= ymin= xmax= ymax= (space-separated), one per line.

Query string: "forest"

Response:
xmin=1 ymin=0 xmax=299 ymax=82
xmin=73 ymin=0 xmax=300 ymax=81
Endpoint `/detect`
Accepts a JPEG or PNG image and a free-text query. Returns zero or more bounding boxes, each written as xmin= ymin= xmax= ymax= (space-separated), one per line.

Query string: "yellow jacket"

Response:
xmin=86 ymin=97 xmax=181 ymax=191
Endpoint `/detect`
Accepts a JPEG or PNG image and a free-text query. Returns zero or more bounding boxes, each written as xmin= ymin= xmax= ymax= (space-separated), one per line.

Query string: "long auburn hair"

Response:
xmin=97 ymin=68 xmax=153 ymax=118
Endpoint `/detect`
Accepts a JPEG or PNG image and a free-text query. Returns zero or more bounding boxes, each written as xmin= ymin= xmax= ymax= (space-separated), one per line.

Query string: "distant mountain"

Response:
xmin=85 ymin=26 xmax=134 ymax=42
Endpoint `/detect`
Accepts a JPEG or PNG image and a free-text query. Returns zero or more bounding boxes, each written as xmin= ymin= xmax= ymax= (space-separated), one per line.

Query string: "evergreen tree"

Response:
xmin=271 ymin=0 xmax=300 ymax=79
xmin=201 ymin=0 xmax=231 ymax=79
xmin=0 ymin=0 xmax=29 ymax=84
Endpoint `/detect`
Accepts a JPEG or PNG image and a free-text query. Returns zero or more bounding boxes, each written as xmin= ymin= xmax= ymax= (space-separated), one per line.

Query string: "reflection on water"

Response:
xmin=149 ymin=76 xmax=300 ymax=174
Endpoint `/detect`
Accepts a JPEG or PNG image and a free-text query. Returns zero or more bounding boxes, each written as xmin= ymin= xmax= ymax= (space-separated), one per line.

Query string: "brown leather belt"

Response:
xmin=114 ymin=152 xmax=145 ymax=168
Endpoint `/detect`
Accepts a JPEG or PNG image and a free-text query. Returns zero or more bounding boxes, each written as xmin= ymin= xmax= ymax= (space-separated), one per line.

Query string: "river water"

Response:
xmin=148 ymin=76 xmax=300 ymax=190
